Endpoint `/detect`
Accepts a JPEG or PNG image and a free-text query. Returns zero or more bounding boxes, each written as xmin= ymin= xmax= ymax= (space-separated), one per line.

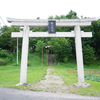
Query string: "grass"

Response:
xmin=0 ymin=53 xmax=48 ymax=89
xmin=0 ymin=53 xmax=100 ymax=96
xmin=52 ymin=61 xmax=100 ymax=96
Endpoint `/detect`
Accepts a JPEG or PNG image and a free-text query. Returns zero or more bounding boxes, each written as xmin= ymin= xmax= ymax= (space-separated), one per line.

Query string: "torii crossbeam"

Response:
xmin=7 ymin=18 xmax=96 ymax=87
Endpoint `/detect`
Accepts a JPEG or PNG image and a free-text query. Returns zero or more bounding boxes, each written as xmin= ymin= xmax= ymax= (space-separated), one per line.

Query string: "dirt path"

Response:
xmin=31 ymin=67 xmax=69 ymax=93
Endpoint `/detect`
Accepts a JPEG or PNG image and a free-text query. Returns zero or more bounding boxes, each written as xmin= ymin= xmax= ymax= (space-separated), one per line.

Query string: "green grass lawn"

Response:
xmin=0 ymin=53 xmax=100 ymax=96
xmin=53 ymin=61 xmax=100 ymax=96
xmin=0 ymin=53 xmax=48 ymax=88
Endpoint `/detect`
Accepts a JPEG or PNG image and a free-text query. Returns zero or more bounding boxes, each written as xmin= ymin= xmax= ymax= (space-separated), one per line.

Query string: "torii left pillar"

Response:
xmin=18 ymin=26 xmax=29 ymax=85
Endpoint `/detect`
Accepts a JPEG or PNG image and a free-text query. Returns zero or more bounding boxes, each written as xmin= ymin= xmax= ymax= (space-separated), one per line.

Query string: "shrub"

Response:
xmin=35 ymin=40 xmax=46 ymax=55
xmin=7 ymin=53 xmax=14 ymax=63
xmin=0 ymin=48 xmax=8 ymax=57
xmin=63 ymin=56 xmax=68 ymax=63
xmin=83 ymin=44 xmax=97 ymax=65
xmin=85 ymin=74 xmax=100 ymax=82
xmin=27 ymin=61 xmax=31 ymax=66
xmin=0 ymin=59 xmax=6 ymax=65
xmin=48 ymin=38 xmax=72 ymax=62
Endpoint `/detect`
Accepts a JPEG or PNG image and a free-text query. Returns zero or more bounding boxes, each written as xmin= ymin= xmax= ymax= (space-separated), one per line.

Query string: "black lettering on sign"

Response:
xmin=48 ymin=21 xmax=56 ymax=33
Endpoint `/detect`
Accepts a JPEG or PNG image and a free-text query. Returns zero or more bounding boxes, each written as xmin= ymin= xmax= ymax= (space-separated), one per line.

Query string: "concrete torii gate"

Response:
xmin=7 ymin=18 xmax=96 ymax=87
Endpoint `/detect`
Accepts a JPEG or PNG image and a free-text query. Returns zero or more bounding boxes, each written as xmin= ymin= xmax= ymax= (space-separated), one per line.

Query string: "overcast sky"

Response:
xmin=0 ymin=0 xmax=100 ymax=26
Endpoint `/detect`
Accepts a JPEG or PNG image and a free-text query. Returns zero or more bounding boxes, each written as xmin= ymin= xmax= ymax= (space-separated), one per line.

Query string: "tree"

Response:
xmin=0 ymin=26 xmax=21 ymax=54
xmin=48 ymin=38 xmax=72 ymax=62
xmin=92 ymin=20 xmax=100 ymax=56
xmin=29 ymin=37 xmax=50 ymax=53
xmin=35 ymin=40 xmax=46 ymax=55
xmin=83 ymin=44 xmax=96 ymax=64
xmin=66 ymin=10 xmax=78 ymax=19
xmin=97 ymin=19 xmax=100 ymax=26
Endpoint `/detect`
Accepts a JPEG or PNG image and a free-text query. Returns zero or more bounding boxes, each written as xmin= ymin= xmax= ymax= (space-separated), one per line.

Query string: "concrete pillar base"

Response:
xmin=74 ymin=82 xmax=90 ymax=87
xmin=15 ymin=83 xmax=30 ymax=86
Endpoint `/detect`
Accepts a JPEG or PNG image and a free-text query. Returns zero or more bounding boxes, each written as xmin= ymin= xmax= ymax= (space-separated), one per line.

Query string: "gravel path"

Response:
xmin=30 ymin=67 xmax=69 ymax=93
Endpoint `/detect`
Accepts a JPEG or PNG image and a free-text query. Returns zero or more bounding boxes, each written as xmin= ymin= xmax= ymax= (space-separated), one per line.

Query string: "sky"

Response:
xmin=0 ymin=0 xmax=100 ymax=26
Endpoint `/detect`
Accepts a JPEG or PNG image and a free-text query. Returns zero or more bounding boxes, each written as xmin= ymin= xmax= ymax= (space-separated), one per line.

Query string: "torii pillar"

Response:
xmin=74 ymin=25 xmax=86 ymax=87
xmin=20 ymin=25 xmax=29 ymax=84
xmin=7 ymin=18 xmax=96 ymax=87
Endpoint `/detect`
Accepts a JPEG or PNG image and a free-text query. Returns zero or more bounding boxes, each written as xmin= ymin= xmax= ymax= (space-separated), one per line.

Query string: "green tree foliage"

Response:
xmin=29 ymin=26 xmax=49 ymax=52
xmin=0 ymin=26 xmax=10 ymax=33
xmin=83 ymin=44 xmax=96 ymax=65
xmin=0 ymin=59 xmax=6 ymax=65
xmin=48 ymin=16 xmax=53 ymax=19
xmin=0 ymin=48 xmax=8 ymax=57
xmin=30 ymin=27 xmax=48 ymax=32
xmin=29 ymin=10 xmax=78 ymax=56
xmin=29 ymin=38 xmax=39 ymax=52
xmin=0 ymin=26 xmax=21 ymax=53
xmin=29 ymin=37 xmax=50 ymax=53
xmin=7 ymin=53 xmax=14 ymax=63
xmin=48 ymin=38 xmax=72 ymax=62
xmin=97 ymin=19 xmax=100 ymax=26
xmin=66 ymin=10 xmax=78 ymax=19
xmin=0 ymin=10 xmax=100 ymax=63
xmin=92 ymin=20 xmax=100 ymax=56
xmin=35 ymin=40 xmax=46 ymax=55
xmin=0 ymin=26 xmax=11 ymax=50
xmin=0 ymin=48 xmax=14 ymax=64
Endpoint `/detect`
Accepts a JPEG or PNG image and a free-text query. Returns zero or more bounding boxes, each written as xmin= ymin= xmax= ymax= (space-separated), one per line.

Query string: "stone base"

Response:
xmin=15 ymin=83 xmax=30 ymax=86
xmin=74 ymin=82 xmax=90 ymax=87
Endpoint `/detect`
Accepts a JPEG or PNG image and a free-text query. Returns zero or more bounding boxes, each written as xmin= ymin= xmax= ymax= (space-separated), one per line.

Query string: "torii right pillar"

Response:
xmin=74 ymin=25 xmax=90 ymax=87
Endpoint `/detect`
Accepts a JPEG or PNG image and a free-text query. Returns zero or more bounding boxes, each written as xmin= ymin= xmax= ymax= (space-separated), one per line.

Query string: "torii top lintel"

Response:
xmin=7 ymin=17 xmax=96 ymax=27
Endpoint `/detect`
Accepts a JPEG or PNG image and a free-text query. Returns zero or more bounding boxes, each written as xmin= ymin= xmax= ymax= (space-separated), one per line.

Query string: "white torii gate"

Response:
xmin=7 ymin=18 xmax=96 ymax=87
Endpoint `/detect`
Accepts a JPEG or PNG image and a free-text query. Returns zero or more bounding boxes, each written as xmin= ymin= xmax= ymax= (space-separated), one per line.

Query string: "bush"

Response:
xmin=0 ymin=59 xmax=6 ymax=65
xmin=63 ymin=56 xmax=68 ymax=63
xmin=85 ymin=74 xmax=100 ymax=82
xmin=27 ymin=61 xmax=31 ymax=66
xmin=48 ymin=38 xmax=72 ymax=62
xmin=35 ymin=40 xmax=46 ymax=55
xmin=7 ymin=53 xmax=14 ymax=63
xmin=0 ymin=48 xmax=8 ymax=57
xmin=83 ymin=44 xmax=97 ymax=65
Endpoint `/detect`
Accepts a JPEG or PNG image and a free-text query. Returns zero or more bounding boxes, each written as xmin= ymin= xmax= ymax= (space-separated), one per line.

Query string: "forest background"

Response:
xmin=0 ymin=10 xmax=100 ymax=65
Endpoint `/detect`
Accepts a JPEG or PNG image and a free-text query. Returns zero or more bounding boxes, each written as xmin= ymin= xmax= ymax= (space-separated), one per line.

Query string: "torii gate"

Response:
xmin=7 ymin=18 xmax=96 ymax=87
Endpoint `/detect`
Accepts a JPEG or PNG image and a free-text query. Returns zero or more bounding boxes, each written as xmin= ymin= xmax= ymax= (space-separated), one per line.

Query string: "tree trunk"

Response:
xmin=13 ymin=48 xmax=16 ymax=55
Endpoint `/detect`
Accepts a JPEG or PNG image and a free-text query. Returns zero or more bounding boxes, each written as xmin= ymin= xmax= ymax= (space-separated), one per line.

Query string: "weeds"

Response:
xmin=85 ymin=74 xmax=100 ymax=82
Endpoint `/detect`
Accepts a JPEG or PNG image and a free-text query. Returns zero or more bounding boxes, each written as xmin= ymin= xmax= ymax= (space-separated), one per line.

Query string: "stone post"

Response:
xmin=74 ymin=25 xmax=90 ymax=87
xmin=16 ymin=25 xmax=29 ymax=86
